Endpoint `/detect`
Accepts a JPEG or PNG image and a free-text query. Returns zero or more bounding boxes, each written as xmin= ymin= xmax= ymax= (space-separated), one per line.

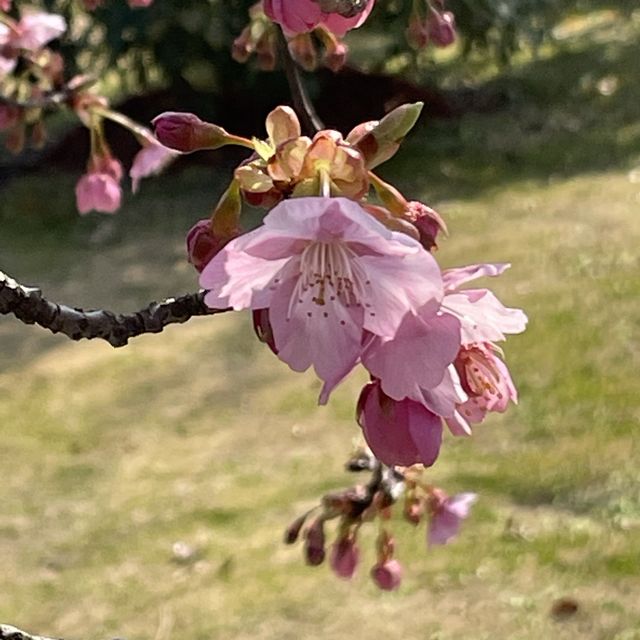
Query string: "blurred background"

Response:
xmin=1 ymin=1 xmax=640 ymax=638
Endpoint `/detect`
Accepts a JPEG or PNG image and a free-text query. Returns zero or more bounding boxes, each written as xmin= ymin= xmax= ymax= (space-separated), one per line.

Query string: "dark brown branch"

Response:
xmin=0 ymin=625 xmax=61 ymax=640
xmin=277 ymin=29 xmax=324 ymax=136
xmin=0 ymin=270 xmax=228 ymax=348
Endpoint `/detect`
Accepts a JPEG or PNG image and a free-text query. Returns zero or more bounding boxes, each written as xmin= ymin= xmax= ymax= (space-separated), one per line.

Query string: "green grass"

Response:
xmin=1 ymin=10 xmax=640 ymax=640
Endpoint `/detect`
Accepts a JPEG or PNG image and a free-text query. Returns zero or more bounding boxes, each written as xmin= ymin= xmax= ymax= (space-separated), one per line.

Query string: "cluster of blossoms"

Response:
xmin=406 ymin=0 xmax=457 ymax=50
xmin=0 ymin=4 xmax=175 ymax=215
xmin=154 ymin=103 xmax=526 ymax=470
xmin=233 ymin=0 xmax=373 ymax=73
xmin=285 ymin=448 xmax=476 ymax=590
xmin=153 ymin=98 xmax=525 ymax=588
xmin=232 ymin=0 xmax=458 ymax=73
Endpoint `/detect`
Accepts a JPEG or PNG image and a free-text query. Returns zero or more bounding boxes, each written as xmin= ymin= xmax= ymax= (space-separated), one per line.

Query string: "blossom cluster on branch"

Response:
xmin=151 ymin=93 xmax=526 ymax=585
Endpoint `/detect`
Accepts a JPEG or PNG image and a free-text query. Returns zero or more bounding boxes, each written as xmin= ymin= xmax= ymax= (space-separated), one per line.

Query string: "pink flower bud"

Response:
xmin=427 ymin=10 xmax=456 ymax=48
xmin=330 ymin=536 xmax=359 ymax=579
xmin=0 ymin=0 xmax=12 ymax=12
xmin=128 ymin=0 xmax=154 ymax=7
xmin=186 ymin=219 xmax=238 ymax=273
xmin=75 ymin=172 xmax=121 ymax=215
xmin=284 ymin=513 xmax=308 ymax=544
xmin=304 ymin=518 xmax=326 ymax=566
xmin=405 ymin=200 xmax=447 ymax=251
xmin=152 ymin=112 xmax=232 ymax=153
xmin=324 ymin=40 xmax=348 ymax=73
xmin=370 ymin=559 xmax=403 ymax=591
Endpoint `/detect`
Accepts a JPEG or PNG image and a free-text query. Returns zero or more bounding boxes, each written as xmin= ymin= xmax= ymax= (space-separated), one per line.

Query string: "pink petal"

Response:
xmin=359 ymin=250 xmax=444 ymax=338
xmin=268 ymin=275 xmax=363 ymax=387
xmin=321 ymin=0 xmax=375 ymax=37
xmin=444 ymin=289 xmax=527 ymax=344
xmin=200 ymin=242 xmax=290 ymax=310
xmin=362 ymin=312 xmax=461 ymax=401
xmin=442 ymin=263 xmax=511 ymax=291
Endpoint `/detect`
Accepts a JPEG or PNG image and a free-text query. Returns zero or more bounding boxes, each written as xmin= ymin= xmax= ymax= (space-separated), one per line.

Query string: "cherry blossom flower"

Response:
xmin=75 ymin=155 xmax=123 ymax=215
xmin=427 ymin=490 xmax=476 ymax=546
xmin=75 ymin=173 xmax=121 ymax=215
xmin=200 ymin=196 xmax=444 ymax=399
xmin=1 ymin=11 xmax=66 ymax=51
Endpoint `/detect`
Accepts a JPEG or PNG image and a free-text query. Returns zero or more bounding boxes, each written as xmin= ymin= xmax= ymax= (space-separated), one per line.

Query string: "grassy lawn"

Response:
xmin=1 ymin=9 xmax=640 ymax=640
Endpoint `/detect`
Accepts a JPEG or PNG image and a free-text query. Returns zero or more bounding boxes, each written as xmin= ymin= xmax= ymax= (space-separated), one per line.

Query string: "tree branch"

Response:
xmin=0 ymin=625 xmax=61 ymax=640
xmin=0 ymin=270 xmax=228 ymax=348
xmin=277 ymin=29 xmax=324 ymax=136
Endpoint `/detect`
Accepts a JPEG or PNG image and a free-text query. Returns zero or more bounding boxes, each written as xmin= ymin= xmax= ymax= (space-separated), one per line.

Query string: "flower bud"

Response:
xmin=152 ymin=112 xmax=233 ymax=153
xmin=284 ymin=513 xmax=308 ymax=544
xmin=428 ymin=10 xmax=456 ymax=48
xmin=405 ymin=200 xmax=447 ymax=251
xmin=330 ymin=535 xmax=359 ymax=579
xmin=351 ymin=102 xmax=424 ymax=169
xmin=186 ymin=219 xmax=238 ymax=273
xmin=288 ymin=33 xmax=318 ymax=72
xmin=304 ymin=518 xmax=326 ymax=566
xmin=370 ymin=559 xmax=403 ymax=591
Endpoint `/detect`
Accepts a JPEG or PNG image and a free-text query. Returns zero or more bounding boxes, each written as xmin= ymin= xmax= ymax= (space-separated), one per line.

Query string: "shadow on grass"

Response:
xmin=384 ymin=18 xmax=640 ymax=200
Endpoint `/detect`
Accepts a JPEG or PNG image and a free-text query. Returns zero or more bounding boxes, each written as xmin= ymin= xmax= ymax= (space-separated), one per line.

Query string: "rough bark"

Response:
xmin=0 ymin=270 xmax=228 ymax=348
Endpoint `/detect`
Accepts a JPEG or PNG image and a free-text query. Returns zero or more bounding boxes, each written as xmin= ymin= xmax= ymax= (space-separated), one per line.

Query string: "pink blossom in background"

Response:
xmin=128 ymin=0 xmax=154 ymax=7
xmin=129 ymin=141 xmax=179 ymax=193
xmin=200 ymin=196 xmax=444 ymax=400
xmin=2 ymin=11 xmax=66 ymax=52
xmin=75 ymin=172 xmax=122 ymax=215
xmin=427 ymin=9 xmax=456 ymax=48
xmin=357 ymin=380 xmax=443 ymax=467
xmin=264 ymin=0 xmax=374 ymax=37
xmin=428 ymin=490 xmax=476 ymax=546
xmin=370 ymin=559 xmax=402 ymax=591
xmin=0 ymin=1 xmax=12 ymax=12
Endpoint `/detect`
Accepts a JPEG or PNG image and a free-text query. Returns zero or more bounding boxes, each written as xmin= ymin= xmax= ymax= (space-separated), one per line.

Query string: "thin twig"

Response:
xmin=277 ymin=29 xmax=324 ymax=135
xmin=0 ymin=270 xmax=228 ymax=348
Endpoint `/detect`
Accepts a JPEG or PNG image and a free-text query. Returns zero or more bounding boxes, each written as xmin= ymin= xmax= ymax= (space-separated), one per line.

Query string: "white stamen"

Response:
xmin=288 ymin=242 xmax=368 ymax=318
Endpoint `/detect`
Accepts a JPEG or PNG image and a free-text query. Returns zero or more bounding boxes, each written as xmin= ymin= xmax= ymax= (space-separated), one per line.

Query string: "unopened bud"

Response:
xmin=186 ymin=218 xmax=239 ymax=273
xmin=284 ymin=513 xmax=308 ymax=545
xmin=330 ymin=536 xmax=359 ymax=579
xmin=370 ymin=559 xmax=403 ymax=591
xmin=304 ymin=518 xmax=326 ymax=566
xmin=353 ymin=102 xmax=424 ymax=169
xmin=288 ymin=33 xmax=318 ymax=72
xmin=152 ymin=112 xmax=233 ymax=153
xmin=428 ymin=10 xmax=456 ymax=48
xmin=406 ymin=200 xmax=447 ymax=251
